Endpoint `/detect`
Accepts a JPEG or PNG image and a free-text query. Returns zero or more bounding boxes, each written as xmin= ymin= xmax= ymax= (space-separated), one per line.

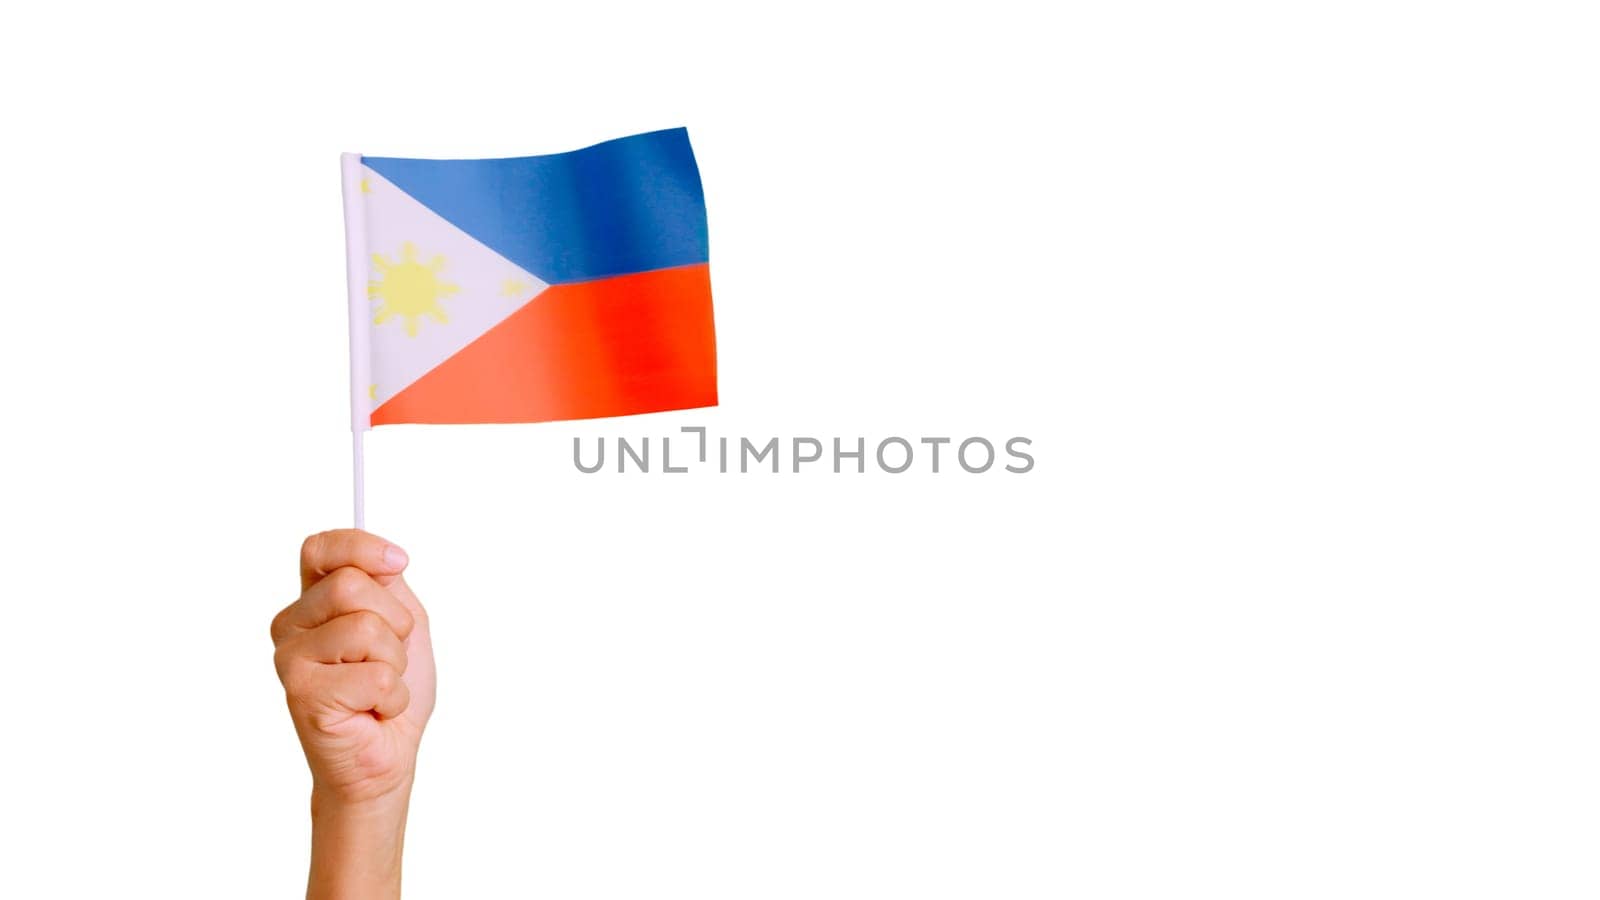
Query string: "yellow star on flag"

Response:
xmin=369 ymin=241 xmax=460 ymax=337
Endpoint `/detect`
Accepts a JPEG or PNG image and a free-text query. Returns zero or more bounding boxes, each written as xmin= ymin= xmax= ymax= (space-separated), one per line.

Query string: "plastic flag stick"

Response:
xmin=339 ymin=152 xmax=371 ymax=530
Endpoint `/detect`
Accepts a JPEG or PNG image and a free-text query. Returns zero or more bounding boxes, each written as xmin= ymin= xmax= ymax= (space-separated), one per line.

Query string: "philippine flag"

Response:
xmin=340 ymin=128 xmax=717 ymax=429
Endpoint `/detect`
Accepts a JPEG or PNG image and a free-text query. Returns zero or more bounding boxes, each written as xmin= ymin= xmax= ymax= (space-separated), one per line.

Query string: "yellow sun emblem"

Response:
xmin=369 ymin=241 xmax=460 ymax=337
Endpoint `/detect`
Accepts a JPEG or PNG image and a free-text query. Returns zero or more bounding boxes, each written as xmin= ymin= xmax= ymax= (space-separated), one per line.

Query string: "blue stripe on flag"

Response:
xmin=364 ymin=128 xmax=708 ymax=285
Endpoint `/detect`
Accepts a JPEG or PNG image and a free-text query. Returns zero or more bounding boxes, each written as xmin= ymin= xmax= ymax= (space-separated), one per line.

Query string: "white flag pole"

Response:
xmin=339 ymin=152 xmax=372 ymax=530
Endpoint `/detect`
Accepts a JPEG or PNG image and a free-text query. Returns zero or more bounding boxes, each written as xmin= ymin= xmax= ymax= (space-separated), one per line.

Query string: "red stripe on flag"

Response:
xmin=371 ymin=263 xmax=717 ymax=425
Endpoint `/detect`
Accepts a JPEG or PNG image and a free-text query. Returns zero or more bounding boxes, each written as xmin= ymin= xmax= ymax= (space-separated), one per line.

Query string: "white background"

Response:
xmin=2 ymin=2 xmax=1596 ymax=897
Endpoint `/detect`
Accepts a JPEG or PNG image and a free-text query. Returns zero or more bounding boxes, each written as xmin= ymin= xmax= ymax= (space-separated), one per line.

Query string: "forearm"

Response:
xmin=308 ymin=785 xmax=412 ymax=900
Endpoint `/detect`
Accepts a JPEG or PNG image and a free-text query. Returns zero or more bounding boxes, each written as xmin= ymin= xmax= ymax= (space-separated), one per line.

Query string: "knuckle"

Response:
xmin=395 ymin=605 xmax=417 ymax=638
xmin=351 ymin=609 xmax=386 ymax=642
xmin=299 ymin=532 xmax=327 ymax=568
xmin=326 ymin=566 xmax=366 ymax=602
xmin=370 ymin=665 xmax=398 ymax=693
xmin=269 ymin=606 xmax=291 ymax=643
xmin=272 ymin=644 xmax=294 ymax=679
xmin=281 ymin=664 xmax=314 ymax=700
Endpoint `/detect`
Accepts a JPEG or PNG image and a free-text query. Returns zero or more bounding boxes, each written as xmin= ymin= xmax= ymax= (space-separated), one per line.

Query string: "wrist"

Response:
xmin=308 ymin=783 xmax=413 ymax=900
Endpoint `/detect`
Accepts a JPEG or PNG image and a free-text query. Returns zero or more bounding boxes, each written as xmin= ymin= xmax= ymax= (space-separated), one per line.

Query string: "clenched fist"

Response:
xmin=272 ymin=530 xmax=436 ymax=899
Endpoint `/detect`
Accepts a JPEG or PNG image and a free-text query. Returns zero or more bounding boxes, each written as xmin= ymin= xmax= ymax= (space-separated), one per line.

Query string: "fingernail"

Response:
xmin=384 ymin=544 xmax=409 ymax=569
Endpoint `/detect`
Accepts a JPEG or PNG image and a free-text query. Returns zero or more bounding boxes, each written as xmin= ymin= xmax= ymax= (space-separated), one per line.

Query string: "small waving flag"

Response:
xmin=339 ymin=128 xmax=717 ymax=431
